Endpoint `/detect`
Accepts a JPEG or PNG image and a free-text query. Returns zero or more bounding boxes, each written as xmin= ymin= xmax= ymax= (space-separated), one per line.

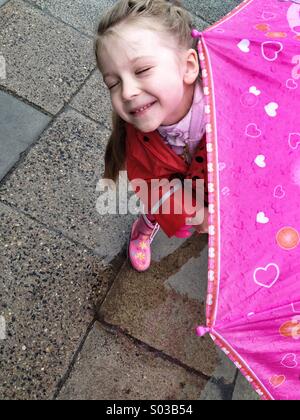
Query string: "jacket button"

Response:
xmin=143 ymin=136 xmax=150 ymax=142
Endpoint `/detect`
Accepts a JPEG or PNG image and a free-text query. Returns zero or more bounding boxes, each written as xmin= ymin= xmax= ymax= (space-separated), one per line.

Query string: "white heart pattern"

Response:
xmin=281 ymin=354 xmax=298 ymax=369
xmin=261 ymin=42 xmax=283 ymax=62
xmin=255 ymin=155 xmax=266 ymax=168
xmin=246 ymin=123 xmax=262 ymax=138
xmin=222 ymin=187 xmax=230 ymax=196
xmin=254 ymin=263 xmax=280 ymax=289
xmin=274 ymin=185 xmax=286 ymax=199
xmin=218 ymin=162 xmax=226 ymax=171
xmin=286 ymin=79 xmax=298 ymax=90
xmin=256 ymin=212 xmax=270 ymax=224
xmin=288 ymin=133 xmax=300 ymax=150
xmin=265 ymin=102 xmax=279 ymax=117
xmin=204 ymin=87 xmax=210 ymax=96
xmin=249 ymin=86 xmax=261 ymax=96
xmin=238 ymin=39 xmax=250 ymax=53
xmin=207 ymin=294 xmax=213 ymax=306
xmin=208 ymin=183 xmax=214 ymax=193
xmin=207 ymin=143 xmax=213 ymax=153
xmin=209 ymin=247 xmax=215 ymax=258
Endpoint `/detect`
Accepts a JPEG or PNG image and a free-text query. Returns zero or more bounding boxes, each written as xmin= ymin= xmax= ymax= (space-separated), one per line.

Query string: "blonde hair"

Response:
xmin=94 ymin=0 xmax=199 ymax=182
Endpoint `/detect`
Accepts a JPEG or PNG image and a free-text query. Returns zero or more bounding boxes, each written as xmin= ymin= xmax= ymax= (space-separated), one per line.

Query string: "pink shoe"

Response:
xmin=128 ymin=214 xmax=160 ymax=272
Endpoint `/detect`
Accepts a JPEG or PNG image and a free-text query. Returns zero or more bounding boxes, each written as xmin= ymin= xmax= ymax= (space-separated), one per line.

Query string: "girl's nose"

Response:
xmin=121 ymin=78 xmax=141 ymax=101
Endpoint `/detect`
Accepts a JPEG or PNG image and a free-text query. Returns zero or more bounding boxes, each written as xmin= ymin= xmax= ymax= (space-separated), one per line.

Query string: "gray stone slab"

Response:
xmin=58 ymin=323 xmax=208 ymax=400
xmin=0 ymin=0 xmax=9 ymax=7
xmin=164 ymin=243 xmax=208 ymax=302
xmin=70 ymin=70 xmax=113 ymax=129
xmin=0 ymin=202 xmax=117 ymax=400
xmin=99 ymin=234 xmax=220 ymax=376
xmin=151 ymin=229 xmax=189 ymax=263
xmin=232 ymin=372 xmax=260 ymax=401
xmin=0 ymin=0 xmax=95 ymax=115
xmin=183 ymin=0 xmax=243 ymax=25
xmin=25 ymin=0 xmax=209 ymax=40
xmin=199 ymin=347 xmax=237 ymax=400
xmin=0 ymin=108 xmax=135 ymax=262
xmin=27 ymin=0 xmax=116 ymax=38
xmin=0 ymin=90 xmax=51 ymax=181
xmin=26 ymin=0 xmax=209 ymax=39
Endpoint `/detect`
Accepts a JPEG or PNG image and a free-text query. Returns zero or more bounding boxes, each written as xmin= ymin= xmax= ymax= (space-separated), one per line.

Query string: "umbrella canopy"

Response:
xmin=195 ymin=0 xmax=300 ymax=400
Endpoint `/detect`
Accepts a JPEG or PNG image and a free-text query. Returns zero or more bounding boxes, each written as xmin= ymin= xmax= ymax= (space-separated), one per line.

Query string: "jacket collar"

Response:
xmin=125 ymin=122 xmax=188 ymax=174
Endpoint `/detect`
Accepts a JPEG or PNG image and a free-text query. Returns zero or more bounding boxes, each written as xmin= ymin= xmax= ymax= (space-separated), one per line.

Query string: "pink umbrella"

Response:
xmin=193 ymin=0 xmax=300 ymax=400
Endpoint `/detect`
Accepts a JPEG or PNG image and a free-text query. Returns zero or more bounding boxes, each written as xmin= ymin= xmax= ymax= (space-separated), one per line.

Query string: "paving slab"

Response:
xmin=199 ymin=348 xmax=237 ymax=400
xmin=58 ymin=323 xmax=208 ymax=400
xmin=164 ymin=245 xmax=208 ymax=302
xmin=0 ymin=90 xmax=51 ymax=181
xmin=184 ymin=0 xmax=243 ymax=24
xmin=99 ymin=234 xmax=219 ymax=376
xmin=26 ymin=0 xmax=116 ymax=38
xmin=0 ymin=108 xmax=135 ymax=262
xmin=23 ymin=0 xmax=243 ymax=35
xmin=26 ymin=0 xmax=208 ymax=39
xmin=232 ymin=372 xmax=260 ymax=401
xmin=0 ymin=203 xmax=119 ymax=400
xmin=0 ymin=0 xmax=9 ymax=8
xmin=0 ymin=0 xmax=95 ymax=115
xmin=151 ymin=229 xmax=189 ymax=263
xmin=70 ymin=69 xmax=113 ymax=129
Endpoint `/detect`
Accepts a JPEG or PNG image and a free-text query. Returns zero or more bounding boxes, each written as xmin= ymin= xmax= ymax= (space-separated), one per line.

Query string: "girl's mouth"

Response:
xmin=131 ymin=101 xmax=157 ymax=117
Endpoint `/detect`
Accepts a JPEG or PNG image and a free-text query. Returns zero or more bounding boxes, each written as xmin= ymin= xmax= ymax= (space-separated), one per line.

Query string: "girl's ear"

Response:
xmin=183 ymin=48 xmax=200 ymax=85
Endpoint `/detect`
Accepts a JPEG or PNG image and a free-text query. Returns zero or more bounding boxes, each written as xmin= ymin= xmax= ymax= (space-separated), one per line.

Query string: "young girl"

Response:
xmin=94 ymin=0 xmax=208 ymax=272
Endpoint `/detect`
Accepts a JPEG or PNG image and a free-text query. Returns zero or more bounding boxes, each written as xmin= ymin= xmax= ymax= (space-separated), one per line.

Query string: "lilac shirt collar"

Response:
xmin=157 ymin=79 xmax=206 ymax=158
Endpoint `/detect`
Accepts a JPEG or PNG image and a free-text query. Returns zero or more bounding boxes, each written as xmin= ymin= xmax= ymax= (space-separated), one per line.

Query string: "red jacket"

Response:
xmin=125 ymin=122 xmax=208 ymax=237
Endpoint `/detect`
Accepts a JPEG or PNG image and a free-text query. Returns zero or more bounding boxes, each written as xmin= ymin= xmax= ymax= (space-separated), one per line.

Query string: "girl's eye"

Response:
xmin=136 ymin=67 xmax=151 ymax=74
xmin=108 ymin=68 xmax=152 ymax=90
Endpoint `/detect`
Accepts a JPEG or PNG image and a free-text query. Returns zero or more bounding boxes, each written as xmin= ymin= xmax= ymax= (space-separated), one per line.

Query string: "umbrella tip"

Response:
xmin=196 ymin=326 xmax=211 ymax=337
xmin=191 ymin=29 xmax=202 ymax=39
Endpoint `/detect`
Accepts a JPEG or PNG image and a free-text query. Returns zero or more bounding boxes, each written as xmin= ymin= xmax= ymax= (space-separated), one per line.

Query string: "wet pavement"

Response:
xmin=0 ymin=0 xmax=259 ymax=400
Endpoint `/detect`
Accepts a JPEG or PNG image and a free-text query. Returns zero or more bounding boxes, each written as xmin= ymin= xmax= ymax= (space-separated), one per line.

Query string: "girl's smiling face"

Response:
xmin=99 ymin=22 xmax=199 ymax=133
